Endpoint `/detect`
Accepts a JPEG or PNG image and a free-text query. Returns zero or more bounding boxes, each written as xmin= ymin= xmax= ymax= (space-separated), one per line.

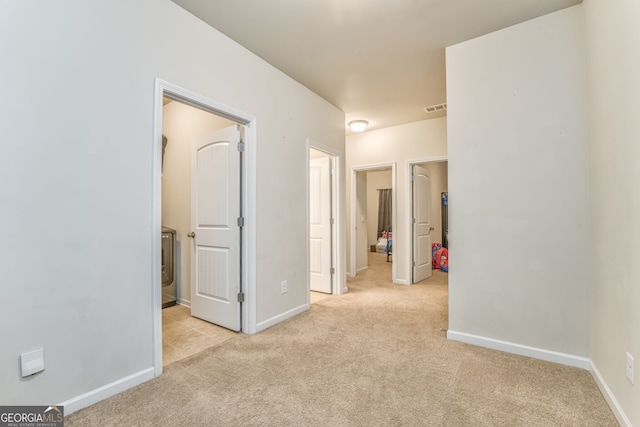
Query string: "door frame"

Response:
xmin=152 ymin=79 xmax=257 ymax=376
xmin=406 ymin=156 xmax=448 ymax=285
xmin=349 ymin=163 xmax=397 ymax=283
xmin=306 ymin=140 xmax=345 ymax=297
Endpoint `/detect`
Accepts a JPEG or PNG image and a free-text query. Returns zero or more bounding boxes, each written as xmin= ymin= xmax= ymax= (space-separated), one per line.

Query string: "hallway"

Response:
xmin=67 ymin=255 xmax=615 ymax=426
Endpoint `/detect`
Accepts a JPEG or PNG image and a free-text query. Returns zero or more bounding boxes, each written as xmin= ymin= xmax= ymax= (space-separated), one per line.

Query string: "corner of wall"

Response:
xmin=589 ymin=361 xmax=633 ymax=427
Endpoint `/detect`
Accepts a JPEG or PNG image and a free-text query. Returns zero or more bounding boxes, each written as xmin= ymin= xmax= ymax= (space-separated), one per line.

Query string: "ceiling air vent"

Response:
xmin=424 ymin=103 xmax=447 ymax=114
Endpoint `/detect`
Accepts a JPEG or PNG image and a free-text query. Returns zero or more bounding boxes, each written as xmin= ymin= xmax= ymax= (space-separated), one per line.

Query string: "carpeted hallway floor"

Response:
xmin=66 ymin=253 xmax=617 ymax=426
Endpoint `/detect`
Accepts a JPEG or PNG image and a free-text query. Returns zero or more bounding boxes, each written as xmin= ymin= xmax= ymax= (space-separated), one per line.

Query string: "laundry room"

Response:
xmin=161 ymin=99 xmax=235 ymax=307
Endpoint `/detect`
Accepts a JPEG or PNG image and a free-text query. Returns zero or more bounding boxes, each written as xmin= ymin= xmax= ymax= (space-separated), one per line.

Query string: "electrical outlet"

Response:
xmin=281 ymin=280 xmax=287 ymax=294
xmin=626 ymin=352 xmax=635 ymax=385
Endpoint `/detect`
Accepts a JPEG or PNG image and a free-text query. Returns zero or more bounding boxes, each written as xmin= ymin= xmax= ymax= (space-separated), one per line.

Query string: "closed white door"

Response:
xmin=190 ymin=125 xmax=241 ymax=331
xmin=309 ymin=156 xmax=332 ymax=293
xmin=412 ymin=164 xmax=433 ymax=283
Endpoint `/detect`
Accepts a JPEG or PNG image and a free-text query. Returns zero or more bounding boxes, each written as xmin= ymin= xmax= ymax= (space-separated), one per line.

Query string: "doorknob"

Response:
xmin=187 ymin=232 xmax=195 ymax=238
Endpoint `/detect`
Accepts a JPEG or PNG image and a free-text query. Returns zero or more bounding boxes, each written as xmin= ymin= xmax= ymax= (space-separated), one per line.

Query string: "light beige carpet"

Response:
xmin=66 ymin=253 xmax=617 ymax=426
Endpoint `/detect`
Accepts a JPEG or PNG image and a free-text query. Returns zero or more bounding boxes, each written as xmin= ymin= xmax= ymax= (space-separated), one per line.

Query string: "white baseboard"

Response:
xmin=589 ymin=361 xmax=632 ymax=427
xmin=394 ymin=279 xmax=409 ymax=285
xmin=177 ymin=298 xmax=190 ymax=307
xmin=446 ymin=330 xmax=590 ymax=369
xmin=256 ymin=303 xmax=309 ymax=333
xmin=356 ymin=266 xmax=368 ymax=274
xmin=59 ymin=367 xmax=155 ymax=415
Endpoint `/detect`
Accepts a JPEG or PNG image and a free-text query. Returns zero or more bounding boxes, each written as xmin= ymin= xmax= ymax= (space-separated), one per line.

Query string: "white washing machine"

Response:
xmin=161 ymin=226 xmax=177 ymax=308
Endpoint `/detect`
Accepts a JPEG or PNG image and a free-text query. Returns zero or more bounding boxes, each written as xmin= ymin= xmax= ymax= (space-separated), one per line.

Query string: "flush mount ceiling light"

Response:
xmin=348 ymin=120 xmax=369 ymax=133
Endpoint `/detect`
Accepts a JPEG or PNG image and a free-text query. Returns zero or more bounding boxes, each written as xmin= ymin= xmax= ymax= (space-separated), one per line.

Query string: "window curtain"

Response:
xmin=377 ymin=188 xmax=392 ymax=238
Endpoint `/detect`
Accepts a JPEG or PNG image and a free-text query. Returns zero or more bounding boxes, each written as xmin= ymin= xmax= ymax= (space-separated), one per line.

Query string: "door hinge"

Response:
xmin=330 ymin=218 xmax=335 ymax=225
xmin=237 ymin=292 xmax=245 ymax=303
xmin=411 ymin=175 xmax=416 ymax=181
xmin=237 ymin=216 xmax=245 ymax=227
xmin=412 ymin=217 xmax=416 ymax=224
xmin=330 ymin=267 xmax=335 ymax=275
xmin=412 ymin=261 xmax=416 ymax=267
xmin=237 ymin=141 xmax=245 ymax=152
xmin=330 ymin=168 xmax=335 ymax=175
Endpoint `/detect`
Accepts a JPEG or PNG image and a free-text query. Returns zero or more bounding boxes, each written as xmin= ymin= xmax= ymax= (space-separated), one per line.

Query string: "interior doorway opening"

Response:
xmin=307 ymin=141 xmax=343 ymax=304
xmin=409 ymin=160 xmax=448 ymax=284
xmin=152 ymin=79 xmax=257 ymax=375
xmin=350 ymin=163 xmax=396 ymax=283
xmin=309 ymin=148 xmax=334 ymax=297
xmin=160 ymin=98 xmax=239 ymax=365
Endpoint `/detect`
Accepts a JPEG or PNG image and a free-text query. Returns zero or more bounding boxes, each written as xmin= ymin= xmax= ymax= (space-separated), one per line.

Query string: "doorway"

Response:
xmin=309 ymin=148 xmax=334 ymax=296
xmin=307 ymin=141 xmax=343 ymax=303
xmin=152 ymin=79 xmax=257 ymax=375
xmin=350 ymin=163 xmax=396 ymax=282
xmin=409 ymin=160 xmax=448 ymax=284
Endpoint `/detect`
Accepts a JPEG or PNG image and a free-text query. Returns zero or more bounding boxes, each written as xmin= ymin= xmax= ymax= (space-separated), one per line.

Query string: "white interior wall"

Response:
xmin=585 ymin=0 xmax=640 ymax=425
xmin=161 ymin=101 xmax=234 ymax=304
xmin=0 ymin=0 xmax=344 ymax=409
xmin=347 ymin=118 xmax=447 ymax=282
xmin=446 ymin=6 xmax=590 ymax=357
xmin=366 ymin=170 xmax=392 ymax=246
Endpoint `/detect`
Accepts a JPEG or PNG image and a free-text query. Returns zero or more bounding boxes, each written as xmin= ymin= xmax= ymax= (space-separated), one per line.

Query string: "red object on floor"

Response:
xmin=434 ymin=247 xmax=448 ymax=269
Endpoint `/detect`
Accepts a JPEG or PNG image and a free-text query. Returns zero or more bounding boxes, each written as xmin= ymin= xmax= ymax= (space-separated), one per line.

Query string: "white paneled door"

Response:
xmin=190 ymin=125 xmax=241 ymax=331
xmin=412 ymin=164 xmax=433 ymax=283
xmin=309 ymin=156 xmax=332 ymax=293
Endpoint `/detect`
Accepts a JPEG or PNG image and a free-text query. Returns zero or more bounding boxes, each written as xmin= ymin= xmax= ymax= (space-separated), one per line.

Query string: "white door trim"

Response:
xmin=306 ymin=140 xmax=345 ymax=297
xmin=349 ymin=163 xmax=397 ymax=283
xmin=406 ymin=156 xmax=448 ymax=286
xmin=152 ymin=79 xmax=258 ymax=377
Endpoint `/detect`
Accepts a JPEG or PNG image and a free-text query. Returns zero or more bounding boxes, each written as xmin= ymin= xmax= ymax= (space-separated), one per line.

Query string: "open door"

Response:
xmin=309 ymin=156 xmax=333 ymax=293
xmin=190 ymin=125 xmax=242 ymax=331
xmin=412 ymin=164 xmax=433 ymax=283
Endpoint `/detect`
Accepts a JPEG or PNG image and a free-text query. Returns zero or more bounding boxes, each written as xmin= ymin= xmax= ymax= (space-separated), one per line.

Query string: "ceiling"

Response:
xmin=171 ymin=0 xmax=581 ymax=134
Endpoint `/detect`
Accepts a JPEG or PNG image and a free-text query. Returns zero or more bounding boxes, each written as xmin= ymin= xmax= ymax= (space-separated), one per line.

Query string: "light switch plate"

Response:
xmin=21 ymin=348 xmax=45 ymax=377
